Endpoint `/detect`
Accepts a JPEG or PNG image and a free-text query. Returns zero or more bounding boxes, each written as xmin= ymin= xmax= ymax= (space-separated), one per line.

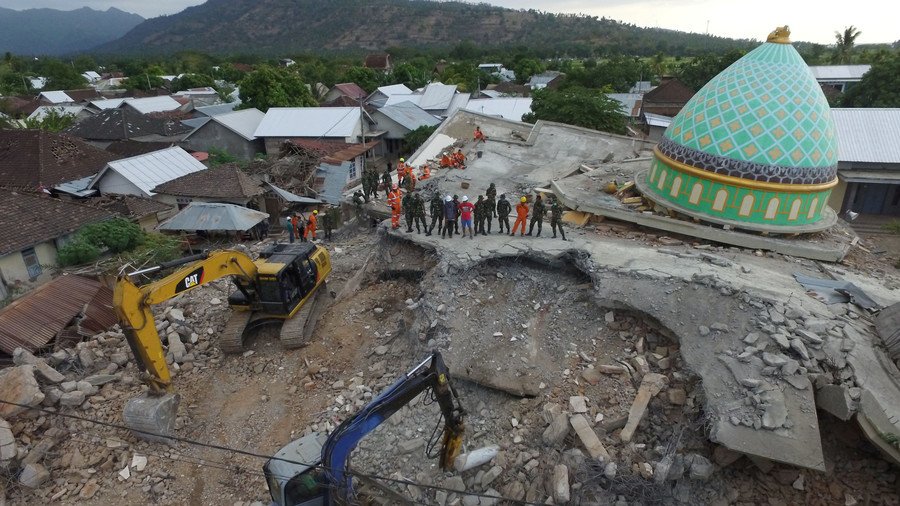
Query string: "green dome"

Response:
xmin=661 ymin=37 xmax=837 ymax=184
xmin=639 ymin=27 xmax=839 ymax=232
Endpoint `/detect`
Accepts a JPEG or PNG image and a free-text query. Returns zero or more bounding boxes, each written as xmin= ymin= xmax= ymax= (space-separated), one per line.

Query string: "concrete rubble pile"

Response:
xmin=0 ymin=278 xmax=234 ymax=504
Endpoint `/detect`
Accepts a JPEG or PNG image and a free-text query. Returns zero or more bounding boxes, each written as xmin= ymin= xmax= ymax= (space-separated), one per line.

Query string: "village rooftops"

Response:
xmin=66 ymin=108 xmax=191 ymax=142
xmin=88 ymin=146 xmax=207 ymax=197
xmin=254 ymin=107 xmax=366 ymax=138
xmin=184 ymin=108 xmax=265 ymax=142
xmin=0 ymin=130 xmax=119 ymax=189
xmin=0 ymin=189 xmax=116 ymax=256
xmin=152 ymin=165 xmax=264 ymax=199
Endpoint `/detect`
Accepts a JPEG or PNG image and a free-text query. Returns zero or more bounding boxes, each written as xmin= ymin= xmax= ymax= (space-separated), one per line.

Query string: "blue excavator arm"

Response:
xmin=320 ymin=351 xmax=466 ymax=504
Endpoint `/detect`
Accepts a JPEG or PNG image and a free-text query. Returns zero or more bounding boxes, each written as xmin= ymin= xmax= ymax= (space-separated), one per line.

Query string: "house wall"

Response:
xmin=183 ymin=122 xmax=264 ymax=160
xmin=137 ymin=214 xmax=161 ymax=232
xmin=263 ymin=133 xmax=361 ymax=155
xmin=95 ymin=169 xmax=145 ymax=197
xmin=0 ymin=241 xmax=57 ymax=287
xmin=371 ymin=111 xmax=412 ymax=140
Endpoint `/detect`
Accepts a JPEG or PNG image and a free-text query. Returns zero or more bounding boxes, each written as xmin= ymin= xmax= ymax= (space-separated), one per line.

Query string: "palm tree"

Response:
xmin=834 ymin=26 xmax=862 ymax=64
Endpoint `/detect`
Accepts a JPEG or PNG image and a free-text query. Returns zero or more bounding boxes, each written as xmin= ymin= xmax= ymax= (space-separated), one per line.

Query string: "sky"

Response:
xmin=0 ymin=0 xmax=894 ymax=45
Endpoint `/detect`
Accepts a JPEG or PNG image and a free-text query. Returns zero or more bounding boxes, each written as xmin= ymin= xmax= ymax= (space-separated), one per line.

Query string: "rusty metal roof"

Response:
xmin=0 ymin=275 xmax=116 ymax=355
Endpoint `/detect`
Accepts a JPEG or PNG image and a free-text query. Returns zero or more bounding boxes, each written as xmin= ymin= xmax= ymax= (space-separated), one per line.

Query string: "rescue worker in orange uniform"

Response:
xmin=474 ymin=126 xmax=487 ymax=143
xmin=420 ymin=164 xmax=431 ymax=180
xmin=387 ymin=183 xmax=402 ymax=229
xmin=511 ymin=196 xmax=529 ymax=236
xmin=304 ymin=210 xmax=318 ymax=240
xmin=453 ymin=149 xmax=466 ymax=169
xmin=405 ymin=170 xmax=417 ymax=192
xmin=440 ymin=153 xmax=453 ymax=168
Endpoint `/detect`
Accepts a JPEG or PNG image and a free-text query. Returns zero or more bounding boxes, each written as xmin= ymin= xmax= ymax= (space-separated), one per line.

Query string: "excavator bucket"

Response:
xmin=123 ymin=393 xmax=181 ymax=443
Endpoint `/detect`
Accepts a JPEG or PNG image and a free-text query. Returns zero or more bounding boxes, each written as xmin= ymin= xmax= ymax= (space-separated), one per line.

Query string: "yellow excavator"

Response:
xmin=113 ymin=242 xmax=331 ymax=439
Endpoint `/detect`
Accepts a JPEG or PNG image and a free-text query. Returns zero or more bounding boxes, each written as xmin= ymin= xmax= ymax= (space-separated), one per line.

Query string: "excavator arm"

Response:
xmin=320 ymin=351 xmax=466 ymax=504
xmin=113 ymin=250 xmax=259 ymax=438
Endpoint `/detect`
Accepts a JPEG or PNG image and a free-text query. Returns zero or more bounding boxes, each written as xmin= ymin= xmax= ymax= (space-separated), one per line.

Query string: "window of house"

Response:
xmin=22 ymin=247 xmax=42 ymax=280
xmin=348 ymin=159 xmax=358 ymax=181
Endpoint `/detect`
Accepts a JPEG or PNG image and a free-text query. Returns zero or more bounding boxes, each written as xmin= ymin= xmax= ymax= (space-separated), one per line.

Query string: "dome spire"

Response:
xmin=767 ymin=25 xmax=791 ymax=44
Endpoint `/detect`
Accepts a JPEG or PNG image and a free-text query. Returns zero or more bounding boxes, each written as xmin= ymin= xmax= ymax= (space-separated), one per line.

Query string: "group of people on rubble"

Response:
xmin=377 ymin=182 xmax=567 ymax=241
xmin=282 ymin=206 xmax=337 ymax=243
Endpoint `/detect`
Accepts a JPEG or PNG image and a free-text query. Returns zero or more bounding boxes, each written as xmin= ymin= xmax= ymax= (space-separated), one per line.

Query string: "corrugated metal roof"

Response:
xmin=27 ymin=105 xmax=89 ymax=121
xmin=831 ymin=108 xmax=900 ymax=164
xmin=316 ymin=163 xmax=350 ymax=205
xmin=643 ymin=112 xmax=674 ymax=128
xmin=419 ymin=83 xmax=458 ymax=111
xmin=607 ymin=93 xmax=644 ymax=117
xmin=464 ymin=98 xmax=532 ymax=121
xmin=195 ymin=103 xmax=240 ymax=117
xmin=267 ymin=183 xmax=322 ymax=204
xmin=90 ymin=98 xmax=126 ymax=109
xmin=809 ymin=65 xmax=871 ymax=81
xmin=210 ymin=108 xmax=265 ymax=141
xmin=376 ymin=84 xmax=413 ymax=97
xmin=89 ymin=146 xmax=207 ymax=197
xmin=39 ymin=91 xmax=74 ymax=104
xmin=383 ymin=94 xmax=423 ymax=108
xmin=444 ymin=93 xmax=470 ymax=118
xmin=376 ymin=101 xmax=442 ymax=131
xmin=181 ymin=117 xmax=211 ymax=130
xmin=0 ymin=275 xmax=115 ymax=354
xmin=254 ymin=107 xmax=362 ymax=138
xmin=123 ymin=96 xmax=182 ymax=114
xmin=54 ymin=174 xmax=98 ymax=197
xmin=160 ymin=202 xmax=268 ymax=231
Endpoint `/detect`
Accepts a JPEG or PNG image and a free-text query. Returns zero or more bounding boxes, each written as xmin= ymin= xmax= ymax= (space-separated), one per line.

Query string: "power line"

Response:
xmin=0 ymin=398 xmax=545 ymax=505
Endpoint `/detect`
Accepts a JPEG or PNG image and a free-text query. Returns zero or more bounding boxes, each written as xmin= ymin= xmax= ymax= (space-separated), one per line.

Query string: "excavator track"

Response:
xmin=220 ymin=310 xmax=253 ymax=354
xmin=279 ymin=284 xmax=326 ymax=349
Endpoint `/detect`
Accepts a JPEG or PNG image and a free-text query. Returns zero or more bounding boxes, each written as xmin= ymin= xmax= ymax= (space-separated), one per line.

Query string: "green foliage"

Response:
xmin=883 ymin=220 xmax=900 ymax=235
xmin=509 ymin=57 xmax=545 ymax=85
xmin=523 ymin=87 xmax=626 ymax=134
xmin=73 ymin=55 xmax=97 ymax=73
xmin=403 ymin=125 xmax=437 ymax=154
xmin=21 ymin=108 xmax=75 ymax=132
xmin=57 ymin=238 xmax=100 ymax=267
xmin=238 ymin=65 xmax=316 ymax=112
xmin=675 ymin=49 xmax=745 ymax=91
xmin=341 ymin=66 xmax=384 ymax=93
xmin=208 ymin=148 xmax=240 ymax=167
xmin=81 ymin=218 xmax=144 ymax=254
xmin=559 ymin=56 xmax=650 ymax=93
xmin=389 ymin=62 xmax=429 ymax=90
xmin=833 ymin=26 xmax=862 ymax=64
xmin=39 ymin=58 xmax=87 ymax=91
xmin=120 ymin=233 xmax=182 ymax=267
xmin=842 ymin=51 xmax=900 ymax=107
xmin=170 ymin=73 xmax=215 ymax=91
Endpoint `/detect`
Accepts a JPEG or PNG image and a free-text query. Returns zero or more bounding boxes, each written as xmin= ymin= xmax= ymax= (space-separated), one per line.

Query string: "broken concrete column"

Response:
xmin=552 ymin=464 xmax=570 ymax=504
xmin=815 ymin=384 xmax=856 ymax=421
xmin=0 ymin=366 xmax=45 ymax=418
xmin=453 ymin=445 xmax=498 ymax=472
xmin=620 ymin=373 xmax=668 ymax=443
xmin=569 ymin=414 xmax=609 ymax=460
xmin=12 ymin=348 xmax=65 ymax=383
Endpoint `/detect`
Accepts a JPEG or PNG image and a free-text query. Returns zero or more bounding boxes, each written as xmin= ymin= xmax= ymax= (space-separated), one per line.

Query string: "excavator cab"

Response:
xmin=254 ymin=243 xmax=321 ymax=316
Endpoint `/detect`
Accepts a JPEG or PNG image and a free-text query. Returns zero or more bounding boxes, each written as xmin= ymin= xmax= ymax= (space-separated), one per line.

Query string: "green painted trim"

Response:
xmin=645 ymin=157 xmax=832 ymax=227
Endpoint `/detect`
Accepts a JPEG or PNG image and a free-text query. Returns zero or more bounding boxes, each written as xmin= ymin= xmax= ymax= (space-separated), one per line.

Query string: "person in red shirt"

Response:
xmin=511 ymin=197 xmax=529 ymax=236
xmin=458 ymin=195 xmax=475 ymax=239
xmin=474 ymin=126 xmax=487 ymax=143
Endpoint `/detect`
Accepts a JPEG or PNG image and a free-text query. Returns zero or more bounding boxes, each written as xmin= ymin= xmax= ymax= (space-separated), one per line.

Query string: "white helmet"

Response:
xmin=445 ymin=195 xmax=452 ymax=202
xmin=462 ymin=196 xmax=469 ymax=202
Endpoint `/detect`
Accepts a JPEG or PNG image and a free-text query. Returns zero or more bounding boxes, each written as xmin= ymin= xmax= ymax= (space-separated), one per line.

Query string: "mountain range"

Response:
xmin=0 ymin=6 xmax=144 ymax=55
xmin=92 ymin=0 xmax=751 ymax=56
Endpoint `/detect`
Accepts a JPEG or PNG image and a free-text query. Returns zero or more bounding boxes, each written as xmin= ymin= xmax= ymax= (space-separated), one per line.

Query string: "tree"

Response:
xmin=21 ymin=108 xmax=76 ymax=132
xmin=238 ymin=66 xmax=316 ymax=112
xmin=510 ymin=58 xmax=545 ymax=85
xmin=170 ymin=73 xmax=215 ymax=91
xmin=341 ymin=66 xmax=383 ymax=93
xmin=403 ymin=125 xmax=437 ymax=154
xmin=842 ymin=52 xmax=900 ymax=107
xmin=833 ymin=26 xmax=862 ymax=64
xmin=40 ymin=59 xmax=87 ymax=91
xmin=676 ymin=49 xmax=744 ymax=91
xmin=522 ymin=87 xmax=626 ymax=134
xmin=73 ymin=55 xmax=97 ymax=73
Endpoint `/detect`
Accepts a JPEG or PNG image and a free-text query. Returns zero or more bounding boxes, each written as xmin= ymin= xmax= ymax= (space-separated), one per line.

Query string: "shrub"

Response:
xmin=81 ymin=218 xmax=144 ymax=253
xmin=121 ymin=233 xmax=182 ymax=266
xmin=57 ymin=238 xmax=100 ymax=266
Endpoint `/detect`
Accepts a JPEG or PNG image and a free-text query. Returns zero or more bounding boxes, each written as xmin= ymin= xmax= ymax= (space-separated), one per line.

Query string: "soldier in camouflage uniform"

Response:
xmin=381 ymin=168 xmax=392 ymax=193
xmin=428 ymin=192 xmax=443 ymax=236
xmin=496 ymin=194 xmax=511 ymax=234
xmin=368 ymin=169 xmax=379 ymax=199
xmin=412 ymin=192 xmax=428 ymax=234
xmin=486 ymin=183 xmax=497 ymax=221
xmin=474 ymin=195 xmax=487 ymax=236
xmin=361 ymin=169 xmax=372 ymax=202
xmin=403 ymin=191 xmax=415 ymax=233
xmin=527 ymin=194 xmax=545 ymax=237
xmin=550 ymin=198 xmax=566 ymax=240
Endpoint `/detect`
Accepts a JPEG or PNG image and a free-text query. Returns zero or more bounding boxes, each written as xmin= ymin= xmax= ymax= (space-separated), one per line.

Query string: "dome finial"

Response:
xmin=767 ymin=25 xmax=791 ymax=44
